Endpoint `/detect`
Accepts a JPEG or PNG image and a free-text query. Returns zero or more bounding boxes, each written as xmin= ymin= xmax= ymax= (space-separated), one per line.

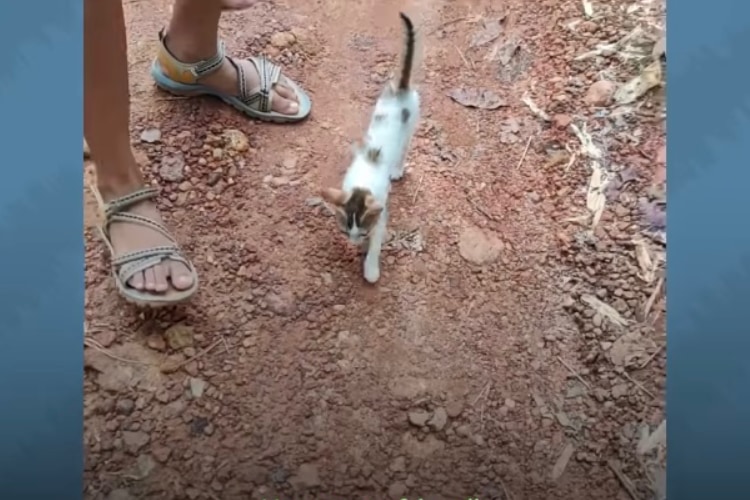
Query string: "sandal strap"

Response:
xmin=104 ymin=186 xmax=159 ymax=217
xmin=234 ymin=56 xmax=282 ymax=113
xmin=116 ymin=247 xmax=192 ymax=285
xmin=99 ymin=186 xmax=185 ymax=274
xmin=156 ymin=28 xmax=226 ymax=83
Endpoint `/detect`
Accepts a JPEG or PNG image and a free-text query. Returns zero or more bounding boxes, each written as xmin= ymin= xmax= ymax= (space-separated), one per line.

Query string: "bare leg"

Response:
xmin=162 ymin=0 xmax=300 ymax=115
xmin=84 ymin=0 xmax=194 ymax=294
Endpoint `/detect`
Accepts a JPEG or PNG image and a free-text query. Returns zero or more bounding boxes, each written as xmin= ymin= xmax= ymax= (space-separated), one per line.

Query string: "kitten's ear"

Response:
xmin=320 ymin=187 xmax=348 ymax=207
xmin=363 ymin=195 xmax=384 ymax=217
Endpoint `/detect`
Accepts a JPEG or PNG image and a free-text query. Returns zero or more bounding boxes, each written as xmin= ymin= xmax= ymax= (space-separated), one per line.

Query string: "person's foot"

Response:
xmin=104 ymin=193 xmax=194 ymax=294
xmin=163 ymin=41 xmax=301 ymax=116
xmin=221 ymin=0 xmax=260 ymax=10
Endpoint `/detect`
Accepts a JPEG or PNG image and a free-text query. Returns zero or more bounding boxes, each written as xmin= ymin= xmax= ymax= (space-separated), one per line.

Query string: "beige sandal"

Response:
xmin=92 ymin=186 xmax=199 ymax=307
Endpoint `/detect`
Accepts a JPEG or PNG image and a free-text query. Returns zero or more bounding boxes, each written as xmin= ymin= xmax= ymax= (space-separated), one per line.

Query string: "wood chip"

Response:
xmin=581 ymin=294 xmax=628 ymax=327
xmin=551 ymin=443 xmax=575 ymax=481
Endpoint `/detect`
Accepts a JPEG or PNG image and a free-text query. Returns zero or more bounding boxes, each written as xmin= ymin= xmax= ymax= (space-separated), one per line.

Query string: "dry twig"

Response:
xmin=515 ymin=135 xmax=533 ymax=170
xmin=557 ymin=355 xmax=591 ymax=391
xmin=160 ymin=339 xmax=223 ymax=373
xmin=608 ymin=459 xmax=642 ymax=500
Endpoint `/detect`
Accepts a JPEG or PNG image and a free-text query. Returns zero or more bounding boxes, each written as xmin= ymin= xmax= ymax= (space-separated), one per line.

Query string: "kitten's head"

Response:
xmin=320 ymin=187 xmax=383 ymax=245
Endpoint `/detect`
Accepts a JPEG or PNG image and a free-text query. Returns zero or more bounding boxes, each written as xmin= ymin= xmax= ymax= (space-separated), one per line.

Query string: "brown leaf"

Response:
xmin=470 ymin=18 xmax=504 ymax=48
xmin=448 ymin=88 xmax=507 ymax=110
xmin=496 ymin=36 xmax=521 ymax=66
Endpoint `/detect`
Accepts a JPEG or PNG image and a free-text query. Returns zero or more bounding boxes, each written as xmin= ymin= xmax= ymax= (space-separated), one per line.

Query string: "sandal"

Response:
xmin=91 ymin=186 xmax=199 ymax=307
xmin=150 ymin=29 xmax=312 ymax=123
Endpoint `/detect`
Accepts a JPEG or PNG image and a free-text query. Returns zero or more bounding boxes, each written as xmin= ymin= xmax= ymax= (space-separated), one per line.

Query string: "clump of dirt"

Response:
xmin=84 ymin=0 xmax=666 ymax=499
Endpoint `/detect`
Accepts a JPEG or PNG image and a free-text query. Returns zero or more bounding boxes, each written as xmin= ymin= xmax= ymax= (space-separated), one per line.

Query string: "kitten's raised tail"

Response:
xmin=397 ymin=12 xmax=416 ymax=91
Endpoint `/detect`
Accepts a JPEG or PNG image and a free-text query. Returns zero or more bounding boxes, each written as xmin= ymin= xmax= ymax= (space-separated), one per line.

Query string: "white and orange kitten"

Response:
xmin=321 ymin=13 xmax=420 ymax=283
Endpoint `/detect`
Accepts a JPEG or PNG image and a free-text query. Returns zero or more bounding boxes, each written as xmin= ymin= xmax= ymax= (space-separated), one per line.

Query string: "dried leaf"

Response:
xmin=634 ymin=238 xmax=656 ymax=283
xmin=585 ymin=162 xmax=609 ymax=228
xmin=614 ymin=60 xmax=663 ymax=105
xmin=637 ymin=419 xmax=666 ymax=455
xmin=448 ymin=88 xmax=507 ymax=110
xmin=608 ymin=331 xmax=653 ymax=368
xmin=571 ymin=123 xmax=603 ymax=159
xmin=493 ymin=35 xmax=521 ymax=66
xmin=470 ymin=18 xmax=504 ymax=48
xmin=551 ymin=443 xmax=575 ymax=481
xmin=581 ymin=294 xmax=628 ymax=327
xmin=652 ymin=35 xmax=666 ymax=60
xmin=582 ymin=0 xmax=594 ymax=18
xmin=521 ymin=92 xmax=551 ymax=121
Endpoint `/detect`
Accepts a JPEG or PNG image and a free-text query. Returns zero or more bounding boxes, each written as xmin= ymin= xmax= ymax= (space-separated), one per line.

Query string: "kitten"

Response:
xmin=321 ymin=12 xmax=420 ymax=284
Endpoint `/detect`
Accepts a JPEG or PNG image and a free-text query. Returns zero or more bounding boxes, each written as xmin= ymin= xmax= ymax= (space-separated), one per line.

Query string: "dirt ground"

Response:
xmin=83 ymin=0 xmax=667 ymax=499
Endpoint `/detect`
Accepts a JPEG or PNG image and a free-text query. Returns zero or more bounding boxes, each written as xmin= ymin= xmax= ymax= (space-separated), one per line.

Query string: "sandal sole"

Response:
xmin=150 ymin=60 xmax=312 ymax=124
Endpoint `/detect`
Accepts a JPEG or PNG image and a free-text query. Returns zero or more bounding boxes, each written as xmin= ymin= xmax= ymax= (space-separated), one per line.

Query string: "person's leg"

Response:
xmin=84 ymin=0 xmax=195 ymax=297
xmin=155 ymin=0 xmax=305 ymax=117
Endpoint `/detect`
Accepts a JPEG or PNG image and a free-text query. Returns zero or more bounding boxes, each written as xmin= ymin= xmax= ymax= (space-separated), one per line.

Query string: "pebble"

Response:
xmin=458 ymin=226 xmax=503 ymax=265
xmin=388 ymin=482 xmax=407 ymax=498
xmin=190 ymin=377 xmax=208 ymax=399
xmin=122 ymin=431 xmax=150 ymax=454
xmin=427 ymin=407 xmax=448 ymax=431
xmin=584 ymin=80 xmax=617 ymax=106
xmin=295 ymin=463 xmax=321 ymax=488
xmin=115 ymin=399 xmax=135 ymax=416
xmin=408 ymin=409 xmax=431 ymax=427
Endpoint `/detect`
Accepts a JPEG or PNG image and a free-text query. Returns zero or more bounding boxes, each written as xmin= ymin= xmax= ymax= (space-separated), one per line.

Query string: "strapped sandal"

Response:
xmin=150 ymin=29 xmax=311 ymax=123
xmin=93 ymin=186 xmax=199 ymax=308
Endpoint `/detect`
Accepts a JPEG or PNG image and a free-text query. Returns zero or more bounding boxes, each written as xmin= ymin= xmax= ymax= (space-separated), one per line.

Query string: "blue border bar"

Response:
xmin=0 ymin=1 xmax=84 ymax=498
xmin=669 ymin=0 xmax=750 ymax=498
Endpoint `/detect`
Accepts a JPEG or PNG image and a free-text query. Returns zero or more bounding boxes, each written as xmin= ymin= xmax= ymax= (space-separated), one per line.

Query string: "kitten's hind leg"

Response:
xmin=363 ymin=211 xmax=387 ymax=283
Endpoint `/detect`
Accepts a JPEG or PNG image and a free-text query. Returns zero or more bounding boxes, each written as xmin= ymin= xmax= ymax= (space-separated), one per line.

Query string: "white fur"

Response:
xmin=341 ymin=85 xmax=420 ymax=283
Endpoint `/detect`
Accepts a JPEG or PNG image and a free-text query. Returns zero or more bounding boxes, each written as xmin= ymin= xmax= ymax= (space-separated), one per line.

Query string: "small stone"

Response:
xmin=115 ymin=399 xmax=135 ymax=416
xmin=164 ymin=323 xmax=195 ymax=350
xmin=552 ymin=113 xmax=572 ymax=129
xmin=93 ymin=330 xmax=116 ymax=348
xmin=408 ymin=409 xmax=431 ymax=427
xmin=445 ymin=399 xmax=464 ymax=418
xmin=212 ymin=148 xmax=224 ymax=160
xmin=270 ymin=31 xmax=296 ymax=49
xmin=427 ymin=407 xmax=448 ymax=431
xmin=207 ymin=171 xmax=222 ymax=186
xmin=612 ymin=383 xmax=629 ymax=398
xmin=146 ymin=335 xmax=167 ymax=352
xmin=122 ymin=431 xmax=150 ymax=454
xmin=504 ymin=398 xmax=516 ymax=409
xmin=473 ymin=435 xmax=486 ymax=446
xmin=266 ymin=290 xmax=295 ymax=316
xmin=390 ymin=456 xmax=406 ymax=472
xmin=592 ymin=314 xmax=603 ymax=327
xmin=388 ymin=482 xmax=407 ymax=498
xmin=152 ymin=446 xmax=172 ymax=463
xmin=223 ymin=128 xmax=250 ymax=152
xmin=107 ymin=489 xmax=136 ymax=500
xmin=159 ymin=153 xmax=186 ymax=182
xmin=456 ymin=425 xmax=472 ymax=437
xmin=269 ymin=176 xmax=291 ymax=187
xmin=140 ymin=128 xmax=162 ymax=143
xmin=136 ymin=454 xmax=157 ymax=478
xmin=584 ymin=80 xmax=617 ymax=106
xmin=295 ymin=463 xmax=321 ymax=488
xmin=190 ymin=377 xmax=208 ymax=399
xmin=459 ymin=226 xmax=503 ymax=265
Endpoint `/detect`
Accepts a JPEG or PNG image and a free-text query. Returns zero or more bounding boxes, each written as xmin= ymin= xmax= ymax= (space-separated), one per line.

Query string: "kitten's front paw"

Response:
xmin=363 ymin=262 xmax=381 ymax=283
xmin=390 ymin=170 xmax=405 ymax=181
